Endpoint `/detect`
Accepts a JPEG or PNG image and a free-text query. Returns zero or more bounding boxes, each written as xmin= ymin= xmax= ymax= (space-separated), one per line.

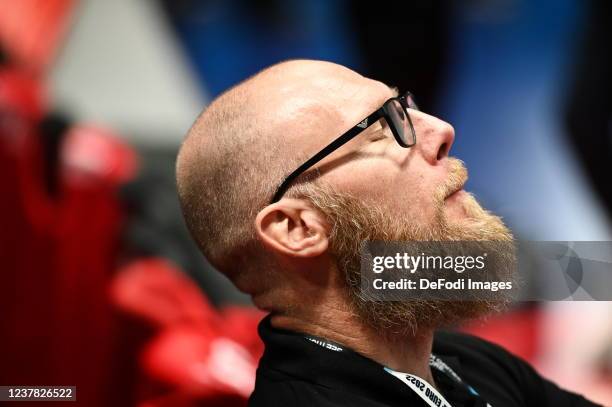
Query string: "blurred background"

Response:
xmin=1 ymin=0 xmax=611 ymax=405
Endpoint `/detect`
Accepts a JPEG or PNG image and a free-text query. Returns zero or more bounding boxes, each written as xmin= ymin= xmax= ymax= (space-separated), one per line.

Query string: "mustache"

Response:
xmin=436 ymin=158 xmax=468 ymax=202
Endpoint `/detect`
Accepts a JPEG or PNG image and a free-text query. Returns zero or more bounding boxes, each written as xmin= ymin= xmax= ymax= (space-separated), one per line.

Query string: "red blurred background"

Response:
xmin=0 ymin=1 xmax=610 ymax=406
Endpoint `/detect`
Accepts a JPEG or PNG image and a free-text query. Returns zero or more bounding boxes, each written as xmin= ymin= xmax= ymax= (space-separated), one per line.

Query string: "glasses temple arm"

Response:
xmin=271 ymin=110 xmax=383 ymax=203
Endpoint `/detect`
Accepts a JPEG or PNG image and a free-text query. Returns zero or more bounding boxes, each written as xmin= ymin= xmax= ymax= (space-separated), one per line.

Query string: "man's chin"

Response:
xmin=442 ymin=190 xmax=483 ymax=225
xmin=351 ymin=297 xmax=511 ymax=338
xmin=353 ymin=200 xmax=515 ymax=336
xmin=443 ymin=198 xmax=471 ymax=222
xmin=305 ymin=183 xmax=515 ymax=336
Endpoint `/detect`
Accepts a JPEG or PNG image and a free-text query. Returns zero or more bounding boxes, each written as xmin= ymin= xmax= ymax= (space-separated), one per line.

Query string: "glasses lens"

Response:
xmin=385 ymin=99 xmax=415 ymax=146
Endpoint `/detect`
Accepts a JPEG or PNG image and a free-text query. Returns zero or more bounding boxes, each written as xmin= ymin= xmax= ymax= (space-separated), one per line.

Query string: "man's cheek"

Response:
xmin=331 ymin=164 xmax=392 ymax=197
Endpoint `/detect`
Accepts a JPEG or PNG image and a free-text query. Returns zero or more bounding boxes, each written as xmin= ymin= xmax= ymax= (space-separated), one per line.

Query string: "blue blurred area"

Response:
xmin=169 ymin=0 xmax=610 ymax=240
xmin=169 ymin=0 xmax=361 ymax=97
xmin=438 ymin=0 xmax=610 ymax=239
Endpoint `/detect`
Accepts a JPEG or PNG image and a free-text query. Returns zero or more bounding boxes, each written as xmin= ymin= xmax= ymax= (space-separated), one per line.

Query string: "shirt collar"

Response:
xmin=257 ymin=315 xmax=474 ymax=406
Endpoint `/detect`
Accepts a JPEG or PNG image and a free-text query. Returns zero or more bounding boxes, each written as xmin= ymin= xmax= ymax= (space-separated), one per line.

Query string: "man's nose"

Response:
xmin=412 ymin=112 xmax=455 ymax=165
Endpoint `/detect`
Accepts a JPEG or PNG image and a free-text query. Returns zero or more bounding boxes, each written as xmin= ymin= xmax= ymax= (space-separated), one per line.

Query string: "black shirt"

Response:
xmin=249 ymin=316 xmax=601 ymax=407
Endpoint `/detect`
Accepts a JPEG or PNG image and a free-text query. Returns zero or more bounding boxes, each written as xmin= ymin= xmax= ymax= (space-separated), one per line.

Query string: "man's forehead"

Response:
xmin=244 ymin=62 xmax=398 ymax=149
xmin=266 ymin=77 xmax=395 ymax=125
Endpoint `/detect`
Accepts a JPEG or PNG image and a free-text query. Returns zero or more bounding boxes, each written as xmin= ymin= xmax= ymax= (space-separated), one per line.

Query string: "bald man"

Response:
xmin=176 ymin=60 xmax=599 ymax=407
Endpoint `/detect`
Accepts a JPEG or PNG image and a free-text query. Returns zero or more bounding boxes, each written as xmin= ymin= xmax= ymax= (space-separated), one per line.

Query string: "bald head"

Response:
xmin=177 ymin=58 xmax=515 ymax=338
xmin=176 ymin=59 xmax=390 ymax=290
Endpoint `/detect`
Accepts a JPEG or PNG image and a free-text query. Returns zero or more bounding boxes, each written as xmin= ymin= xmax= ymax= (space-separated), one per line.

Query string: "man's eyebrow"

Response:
xmin=388 ymin=85 xmax=399 ymax=97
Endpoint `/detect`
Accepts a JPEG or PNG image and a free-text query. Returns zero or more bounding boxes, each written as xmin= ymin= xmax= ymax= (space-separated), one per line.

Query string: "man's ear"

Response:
xmin=255 ymin=198 xmax=330 ymax=258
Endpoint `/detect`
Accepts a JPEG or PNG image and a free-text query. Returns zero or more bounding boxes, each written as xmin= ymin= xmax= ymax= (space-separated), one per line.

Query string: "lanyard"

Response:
xmin=385 ymin=367 xmax=453 ymax=407
xmin=385 ymin=354 xmax=492 ymax=407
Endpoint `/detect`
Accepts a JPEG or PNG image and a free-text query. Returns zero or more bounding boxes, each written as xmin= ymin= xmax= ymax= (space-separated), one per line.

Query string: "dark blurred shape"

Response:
xmin=349 ymin=0 xmax=452 ymax=113
xmin=38 ymin=112 xmax=70 ymax=197
xmin=0 ymin=44 xmax=7 ymax=65
xmin=564 ymin=0 xmax=612 ymax=220
xmin=119 ymin=148 xmax=250 ymax=306
xmin=120 ymin=171 xmax=190 ymax=263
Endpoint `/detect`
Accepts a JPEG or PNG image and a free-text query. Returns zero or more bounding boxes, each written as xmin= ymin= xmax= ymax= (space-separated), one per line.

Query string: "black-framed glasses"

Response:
xmin=271 ymin=91 xmax=418 ymax=203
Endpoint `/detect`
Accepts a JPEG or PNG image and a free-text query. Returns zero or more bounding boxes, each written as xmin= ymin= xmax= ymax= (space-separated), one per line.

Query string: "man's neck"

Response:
xmin=269 ymin=307 xmax=436 ymax=386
